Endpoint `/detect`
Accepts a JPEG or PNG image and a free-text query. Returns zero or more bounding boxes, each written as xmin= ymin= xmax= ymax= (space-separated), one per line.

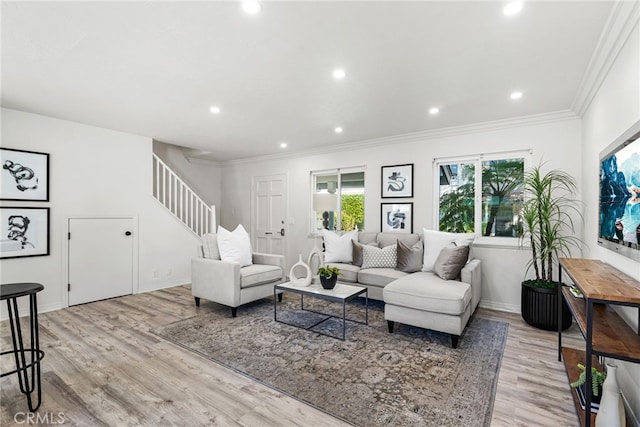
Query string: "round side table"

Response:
xmin=1 ymin=282 xmax=45 ymax=412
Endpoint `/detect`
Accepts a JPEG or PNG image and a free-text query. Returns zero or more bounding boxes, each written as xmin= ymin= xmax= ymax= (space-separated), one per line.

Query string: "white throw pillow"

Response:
xmin=361 ymin=244 xmax=397 ymax=269
xmin=422 ymin=229 xmax=476 ymax=272
xmin=217 ymin=225 xmax=253 ymax=267
xmin=322 ymin=229 xmax=357 ymax=263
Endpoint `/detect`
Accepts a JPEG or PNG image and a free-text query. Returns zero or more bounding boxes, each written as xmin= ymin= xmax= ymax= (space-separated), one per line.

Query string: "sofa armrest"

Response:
xmin=191 ymin=258 xmax=241 ymax=306
xmin=252 ymin=252 xmax=286 ymax=280
xmin=461 ymin=259 xmax=482 ymax=311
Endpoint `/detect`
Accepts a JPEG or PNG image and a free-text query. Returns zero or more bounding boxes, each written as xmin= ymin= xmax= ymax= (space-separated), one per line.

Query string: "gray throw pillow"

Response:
xmin=352 ymin=241 xmax=377 ymax=267
xmin=434 ymin=244 xmax=470 ymax=280
xmin=396 ymin=240 xmax=423 ymax=273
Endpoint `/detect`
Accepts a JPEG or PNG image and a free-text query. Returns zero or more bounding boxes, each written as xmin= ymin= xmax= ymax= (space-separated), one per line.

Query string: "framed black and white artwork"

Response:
xmin=0 ymin=148 xmax=50 ymax=201
xmin=381 ymin=163 xmax=413 ymax=198
xmin=0 ymin=207 xmax=50 ymax=259
xmin=381 ymin=203 xmax=413 ymax=233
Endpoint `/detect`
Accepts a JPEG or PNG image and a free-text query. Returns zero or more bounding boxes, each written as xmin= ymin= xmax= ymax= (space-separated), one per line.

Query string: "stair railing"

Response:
xmin=152 ymin=154 xmax=215 ymax=237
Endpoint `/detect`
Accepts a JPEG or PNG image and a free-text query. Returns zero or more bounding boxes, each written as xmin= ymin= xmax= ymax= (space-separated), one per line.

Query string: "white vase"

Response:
xmin=289 ymin=254 xmax=312 ymax=287
xmin=596 ymin=363 xmax=626 ymax=427
xmin=307 ymin=246 xmax=324 ymax=284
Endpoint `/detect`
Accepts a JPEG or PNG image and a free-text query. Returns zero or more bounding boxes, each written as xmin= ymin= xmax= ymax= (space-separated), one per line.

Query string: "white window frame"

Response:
xmin=310 ymin=166 xmax=366 ymax=233
xmin=433 ymin=150 xmax=531 ymax=247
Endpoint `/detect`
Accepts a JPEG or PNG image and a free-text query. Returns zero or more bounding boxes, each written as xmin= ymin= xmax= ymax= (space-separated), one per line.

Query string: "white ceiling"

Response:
xmin=1 ymin=1 xmax=614 ymax=162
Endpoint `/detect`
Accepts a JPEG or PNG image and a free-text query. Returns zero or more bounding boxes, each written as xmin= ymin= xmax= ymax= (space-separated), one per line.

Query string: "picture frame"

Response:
xmin=0 ymin=148 xmax=50 ymax=201
xmin=381 ymin=203 xmax=413 ymax=233
xmin=381 ymin=163 xmax=413 ymax=198
xmin=0 ymin=207 xmax=50 ymax=259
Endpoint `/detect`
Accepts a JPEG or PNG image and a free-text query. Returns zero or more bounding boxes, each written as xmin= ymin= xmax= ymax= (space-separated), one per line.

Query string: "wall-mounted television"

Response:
xmin=598 ymin=121 xmax=640 ymax=262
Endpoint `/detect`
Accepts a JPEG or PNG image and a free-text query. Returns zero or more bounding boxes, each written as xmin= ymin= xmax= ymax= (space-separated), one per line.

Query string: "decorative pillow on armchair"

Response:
xmin=361 ymin=244 xmax=397 ymax=269
xmin=322 ymin=229 xmax=357 ymax=263
xmin=201 ymin=233 xmax=221 ymax=260
xmin=217 ymin=225 xmax=253 ymax=267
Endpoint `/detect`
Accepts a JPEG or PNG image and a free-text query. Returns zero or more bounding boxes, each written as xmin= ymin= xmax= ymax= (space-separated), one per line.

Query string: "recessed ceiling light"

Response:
xmin=334 ymin=127 xmax=343 ymax=134
xmin=503 ymin=1 xmax=523 ymax=16
xmin=242 ymin=1 xmax=261 ymax=14
xmin=510 ymin=91 xmax=523 ymax=100
xmin=280 ymin=142 xmax=287 ymax=148
xmin=210 ymin=106 xmax=221 ymax=114
xmin=333 ymin=69 xmax=346 ymax=80
xmin=429 ymin=107 xmax=440 ymax=115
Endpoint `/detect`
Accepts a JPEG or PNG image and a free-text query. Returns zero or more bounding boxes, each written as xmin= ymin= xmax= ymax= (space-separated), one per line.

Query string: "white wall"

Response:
xmin=581 ymin=20 xmax=640 ymax=424
xmin=0 ymin=108 xmax=200 ymax=316
xmin=220 ymin=117 xmax=583 ymax=313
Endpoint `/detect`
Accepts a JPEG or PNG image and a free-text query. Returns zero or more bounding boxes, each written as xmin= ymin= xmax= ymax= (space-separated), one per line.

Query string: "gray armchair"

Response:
xmin=191 ymin=234 xmax=285 ymax=317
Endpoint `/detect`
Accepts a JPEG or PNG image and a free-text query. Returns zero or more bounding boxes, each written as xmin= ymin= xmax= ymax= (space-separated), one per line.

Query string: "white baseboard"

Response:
xmin=137 ymin=280 xmax=190 ymax=294
xmin=479 ymin=300 xmax=520 ymax=313
xmin=0 ymin=301 xmax=63 ymax=322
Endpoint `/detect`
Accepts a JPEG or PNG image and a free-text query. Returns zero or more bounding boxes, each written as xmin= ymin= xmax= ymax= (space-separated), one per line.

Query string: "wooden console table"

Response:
xmin=558 ymin=258 xmax=640 ymax=427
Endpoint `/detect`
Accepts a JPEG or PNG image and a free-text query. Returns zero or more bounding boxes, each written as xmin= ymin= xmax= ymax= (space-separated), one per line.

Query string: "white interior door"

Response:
xmin=68 ymin=217 xmax=134 ymax=306
xmin=253 ymin=174 xmax=286 ymax=255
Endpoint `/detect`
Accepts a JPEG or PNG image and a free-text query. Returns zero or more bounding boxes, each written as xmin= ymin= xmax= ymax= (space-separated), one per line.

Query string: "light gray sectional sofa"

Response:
xmin=323 ymin=231 xmax=482 ymax=348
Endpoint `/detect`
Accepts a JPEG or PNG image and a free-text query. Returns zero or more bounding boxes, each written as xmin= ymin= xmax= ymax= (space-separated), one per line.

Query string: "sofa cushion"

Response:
xmin=376 ymin=232 xmax=420 ymax=249
xmin=240 ymin=264 xmax=282 ymax=288
xmin=362 ymin=244 xmax=397 ymax=269
xmin=326 ymin=263 xmax=359 ymax=283
xmin=422 ymin=229 xmax=475 ymax=272
xmin=323 ymin=229 xmax=357 ymax=263
xmin=434 ymin=244 xmax=470 ymax=280
xmin=358 ymin=232 xmax=379 ymax=245
xmin=201 ymin=233 xmax=221 ymax=260
xmin=358 ymin=268 xmax=408 ymax=287
xmin=218 ymin=225 xmax=253 ymax=267
xmin=396 ymin=240 xmax=423 ymax=273
xmin=352 ymin=241 xmax=378 ymax=267
xmin=384 ymin=272 xmax=472 ymax=315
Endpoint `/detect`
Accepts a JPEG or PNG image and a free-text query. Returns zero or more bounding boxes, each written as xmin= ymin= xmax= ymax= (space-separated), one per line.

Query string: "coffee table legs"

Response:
xmin=274 ymin=288 xmax=368 ymax=341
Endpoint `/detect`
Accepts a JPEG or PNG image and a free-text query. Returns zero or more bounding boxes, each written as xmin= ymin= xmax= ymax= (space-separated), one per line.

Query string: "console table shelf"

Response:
xmin=561 ymin=347 xmax=600 ymax=427
xmin=558 ymin=258 xmax=640 ymax=427
xmin=562 ymin=287 xmax=640 ymax=360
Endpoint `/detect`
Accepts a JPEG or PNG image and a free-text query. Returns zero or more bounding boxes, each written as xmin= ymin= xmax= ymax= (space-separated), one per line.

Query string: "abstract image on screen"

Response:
xmin=600 ymin=138 xmax=640 ymax=250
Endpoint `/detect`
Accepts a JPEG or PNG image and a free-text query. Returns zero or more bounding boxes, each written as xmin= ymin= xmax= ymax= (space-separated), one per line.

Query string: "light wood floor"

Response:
xmin=1 ymin=285 xmax=585 ymax=426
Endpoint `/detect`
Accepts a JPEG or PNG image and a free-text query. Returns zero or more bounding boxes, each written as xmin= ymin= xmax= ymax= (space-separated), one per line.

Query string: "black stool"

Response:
xmin=1 ymin=283 xmax=45 ymax=412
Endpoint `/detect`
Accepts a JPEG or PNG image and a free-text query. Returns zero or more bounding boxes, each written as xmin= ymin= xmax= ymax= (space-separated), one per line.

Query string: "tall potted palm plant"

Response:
xmin=520 ymin=165 xmax=582 ymax=330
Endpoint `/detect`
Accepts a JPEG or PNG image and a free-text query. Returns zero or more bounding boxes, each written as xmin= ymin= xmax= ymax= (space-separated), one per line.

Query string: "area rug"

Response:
xmin=152 ymin=296 xmax=508 ymax=426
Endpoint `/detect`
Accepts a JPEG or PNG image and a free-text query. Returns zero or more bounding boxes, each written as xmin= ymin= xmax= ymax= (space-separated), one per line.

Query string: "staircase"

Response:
xmin=152 ymin=153 xmax=215 ymax=237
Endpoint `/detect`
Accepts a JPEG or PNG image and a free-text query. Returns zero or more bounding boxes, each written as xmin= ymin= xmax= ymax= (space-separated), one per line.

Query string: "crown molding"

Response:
xmin=222 ymin=110 xmax=578 ymax=167
xmin=571 ymin=1 xmax=640 ymax=117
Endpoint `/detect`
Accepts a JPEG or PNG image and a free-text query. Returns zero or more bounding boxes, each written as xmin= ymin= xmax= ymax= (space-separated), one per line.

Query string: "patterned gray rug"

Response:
xmin=152 ymin=295 xmax=508 ymax=426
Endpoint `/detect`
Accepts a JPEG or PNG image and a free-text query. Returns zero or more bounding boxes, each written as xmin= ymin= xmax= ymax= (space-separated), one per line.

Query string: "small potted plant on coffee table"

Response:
xmin=317 ymin=266 xmax=341 ymax=290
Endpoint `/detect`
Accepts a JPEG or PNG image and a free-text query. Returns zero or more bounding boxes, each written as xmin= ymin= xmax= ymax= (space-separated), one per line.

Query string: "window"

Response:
xmin=435 ymin=152 xmax=527 ymax=238
xmin=311 ymin=168 xmax=365 ymax=232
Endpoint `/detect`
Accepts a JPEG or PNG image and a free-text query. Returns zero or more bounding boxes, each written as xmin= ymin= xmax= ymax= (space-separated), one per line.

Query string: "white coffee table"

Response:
xmin=274 ymin=282 xmax=368 ymax=340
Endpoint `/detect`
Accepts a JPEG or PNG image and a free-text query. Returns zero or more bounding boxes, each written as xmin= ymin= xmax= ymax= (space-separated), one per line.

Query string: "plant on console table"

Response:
xmin=317 ymin=266 xmax=341 ymax=290
xmin=519 ymin=164 xmax=582 ymax=331
xmin=570 ymin=364 xmax=606 ymax=405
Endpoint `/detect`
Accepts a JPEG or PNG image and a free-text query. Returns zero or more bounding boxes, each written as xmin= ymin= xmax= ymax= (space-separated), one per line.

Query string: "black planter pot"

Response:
xmin=320 ymin=274 xmax=338 ymax=290
xmin=521 ymin=281 xmax=572 ymax=331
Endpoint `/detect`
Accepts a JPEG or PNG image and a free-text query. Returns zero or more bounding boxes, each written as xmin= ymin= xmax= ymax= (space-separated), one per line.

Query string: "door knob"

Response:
xmin=280 ymin=228 xmax=285 ymax=236
xmin=125 ymin=231 xmax=132 ymax=236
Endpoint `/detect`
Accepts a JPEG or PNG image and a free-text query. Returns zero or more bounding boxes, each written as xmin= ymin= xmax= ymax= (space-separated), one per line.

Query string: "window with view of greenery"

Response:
xmin=312 ymin=169 xmax=365 ymax=232
xmin=437 ymin=155 xmax=526 ymax=237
